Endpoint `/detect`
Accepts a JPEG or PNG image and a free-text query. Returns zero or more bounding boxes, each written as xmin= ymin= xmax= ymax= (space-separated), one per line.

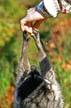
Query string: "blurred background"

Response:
xmin=0 ymin=0 xmax=71 ymax=108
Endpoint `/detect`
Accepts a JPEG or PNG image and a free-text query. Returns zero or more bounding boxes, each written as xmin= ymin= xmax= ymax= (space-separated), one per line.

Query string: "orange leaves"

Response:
xmin=46 ymin=41 xmax=56 ymax=52
xmin=51 ymin=19 xmax=71 ymax=47
xmin=53 ymin=19 xmax=71 ymax=35
xmin=62 ymin=60 xmax=71 ymax=71
xmin=5 ymin=85 xmax=15 ymax=105
xmin=51 ymin=55 xmax=63 ymax=64
xmin=67 ymin=60 xmax=71 ymax=65
xmin=0 ymin=104 xmax=2 ymax=108
xmin=48 ymin=41 xmax=56 ymax=49
xmin=62 ymin=64 xmax=71 ymax=71
xmin=56 ymin=55 xmax=63 ymax=63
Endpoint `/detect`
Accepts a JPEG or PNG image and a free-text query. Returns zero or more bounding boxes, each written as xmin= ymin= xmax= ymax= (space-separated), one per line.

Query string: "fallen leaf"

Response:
xmin=49 ymin=42 xmax=56 ymax=49
xmin=0 ymin=104 xmax=2 ymax=108
xmin=5 ymin=85 xmax=15 ymax=105
xmin=66 ymin=60 xmax=71 ymax=65
xmin=57 ymin=55 xmax=63 ymax=63
xmin=62 ymin=63 xmax=71 ymax=71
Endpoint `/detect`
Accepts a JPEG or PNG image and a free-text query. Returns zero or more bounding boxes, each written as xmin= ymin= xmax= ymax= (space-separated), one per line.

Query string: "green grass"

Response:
xmin=27 ymin=37 xmax=39 ymax=66
xmin=0 ymin=0 xmax=71 ymax=108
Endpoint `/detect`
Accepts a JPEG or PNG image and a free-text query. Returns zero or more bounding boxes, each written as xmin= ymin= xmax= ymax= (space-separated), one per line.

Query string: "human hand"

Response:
xmin=20 ymin=7 xmax=46 ymax=35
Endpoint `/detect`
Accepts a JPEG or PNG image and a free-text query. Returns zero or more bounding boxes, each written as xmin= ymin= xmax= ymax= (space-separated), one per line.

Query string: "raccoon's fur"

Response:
xmin=14 ymin=30 xmax=64 ymax=108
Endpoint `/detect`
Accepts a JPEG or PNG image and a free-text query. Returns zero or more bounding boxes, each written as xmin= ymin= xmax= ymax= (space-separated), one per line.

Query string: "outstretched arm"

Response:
xmin=16 ymin=32 xmax=31 ymax=85
xmin=32 ymin=29 xmax=51 ymax=76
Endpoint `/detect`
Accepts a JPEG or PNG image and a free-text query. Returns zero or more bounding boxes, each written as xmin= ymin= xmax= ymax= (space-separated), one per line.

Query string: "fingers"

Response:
xmin=20 ymin=7 xmax=46 ymax=34
xmin=20 ymin=20 xmax=42 ymax=35
xmin=20 ymin=21 xmax=33 ymax=34
xmin=33 ymin=19 xmax=44 ymax=29
xmin=20 ymin=15 xmax=33 ymax=34
xmin=20 ymin=20 xmax=43 ymax=35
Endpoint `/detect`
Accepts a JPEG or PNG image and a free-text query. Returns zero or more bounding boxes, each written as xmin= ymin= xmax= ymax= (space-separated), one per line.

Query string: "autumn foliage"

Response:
xmin=5 ymin=85 xmax=15 ymax=105
xmin=0 ymin=0 xmax=71 ymax=108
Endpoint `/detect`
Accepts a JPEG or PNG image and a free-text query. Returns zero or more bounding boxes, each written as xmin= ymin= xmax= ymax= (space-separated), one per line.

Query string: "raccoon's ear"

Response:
xmin=65 ymin=0 xmax=71 ymax=3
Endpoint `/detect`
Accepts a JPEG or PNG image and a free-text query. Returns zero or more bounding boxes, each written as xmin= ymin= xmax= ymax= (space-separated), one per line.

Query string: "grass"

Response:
xmin=0 ymin=0 xmax=71 ymax=108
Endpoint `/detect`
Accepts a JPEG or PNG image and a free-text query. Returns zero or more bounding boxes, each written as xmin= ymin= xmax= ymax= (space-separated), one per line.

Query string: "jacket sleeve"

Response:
xmin=36 ymin=0 xmax=59 ymax=17
xmin=36 ymin=1 xmax=51 ymax=17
